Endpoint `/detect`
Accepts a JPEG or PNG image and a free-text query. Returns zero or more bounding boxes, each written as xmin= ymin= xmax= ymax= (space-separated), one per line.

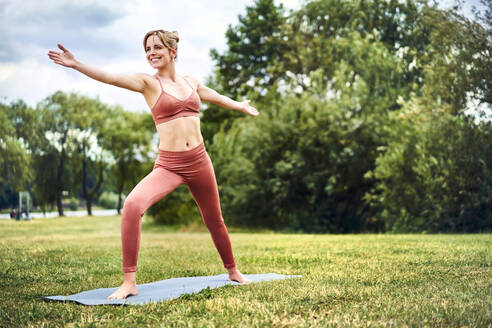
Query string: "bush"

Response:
xmin=365 ymin=98 xmax=492 ymax=232
xmin=68 ymin=197 xmax=78 ymax=211
xmin=147 ymin=185 xmax=201 ymax=225
xmin=97 ymin=191 xmax=120 ymax=209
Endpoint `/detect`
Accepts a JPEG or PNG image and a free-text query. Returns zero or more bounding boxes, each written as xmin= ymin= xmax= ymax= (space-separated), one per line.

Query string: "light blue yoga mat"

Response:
xmin=43 ymin=273 xmax=301 ymax=306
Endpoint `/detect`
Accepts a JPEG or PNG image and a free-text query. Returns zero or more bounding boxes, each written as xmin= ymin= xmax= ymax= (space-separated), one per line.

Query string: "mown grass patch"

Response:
xmin=0 ymin=216 xmax=490 ymax=327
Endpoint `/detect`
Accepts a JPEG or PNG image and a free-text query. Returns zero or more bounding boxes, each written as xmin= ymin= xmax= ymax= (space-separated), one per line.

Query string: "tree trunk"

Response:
xmin=82 ymin=158 xmax=104 ymax=216
xmin=117 ymin=184 xmax=123 ymax=215
xmin=116 ymin=161 xmax=127 ymax=214
xmin=82 ymin=158 xmax=90 ymax=215
xmin=56 ymin=132 xmax=67 ymax=217
xmin=86 ymin=196 xmax=92 ymax=216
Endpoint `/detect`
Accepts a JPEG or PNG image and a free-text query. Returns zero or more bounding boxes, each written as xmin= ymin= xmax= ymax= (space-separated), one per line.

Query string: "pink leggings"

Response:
xmin=120 ymin=142 xmax=236 ymax=272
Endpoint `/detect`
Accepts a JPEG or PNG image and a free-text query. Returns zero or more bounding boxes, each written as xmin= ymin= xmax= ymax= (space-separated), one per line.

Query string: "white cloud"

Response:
xmin=1 ymin=0 xmax=292 ymax=110
xmin=435 ymin=0 xmax=485 ymax=18
xmin=277 ymin=0 xmax=301 ymax=10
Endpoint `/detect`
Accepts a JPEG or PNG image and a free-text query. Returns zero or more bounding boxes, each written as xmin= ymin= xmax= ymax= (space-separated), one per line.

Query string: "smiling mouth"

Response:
xmin=150 ymin=57 xmax=161 ymax=63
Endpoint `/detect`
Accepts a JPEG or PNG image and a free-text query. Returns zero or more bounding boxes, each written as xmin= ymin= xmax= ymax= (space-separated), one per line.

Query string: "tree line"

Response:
xmin=1 ymin=93 xmax=155 ymax=216
xmin=202 ymin=0 xmax=491 ymax=233
xmin=1 ymin=0 xmax=490 ymax=232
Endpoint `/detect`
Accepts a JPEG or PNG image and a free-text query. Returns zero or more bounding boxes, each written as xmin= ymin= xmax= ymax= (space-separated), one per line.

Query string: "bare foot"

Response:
xmin=227 ymin=267 xmax=252 ymax=284
xmin=107 ymin=282 xmax=138 ymax=300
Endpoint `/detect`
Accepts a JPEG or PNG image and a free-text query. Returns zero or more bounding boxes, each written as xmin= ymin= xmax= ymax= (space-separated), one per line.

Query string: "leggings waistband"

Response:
xmin=156 ymin=142 xmax=206 ymax=164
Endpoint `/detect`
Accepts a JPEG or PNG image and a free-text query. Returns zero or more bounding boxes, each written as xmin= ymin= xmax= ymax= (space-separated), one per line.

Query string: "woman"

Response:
xmin=47 ymin=30 xmax=259 ymax=300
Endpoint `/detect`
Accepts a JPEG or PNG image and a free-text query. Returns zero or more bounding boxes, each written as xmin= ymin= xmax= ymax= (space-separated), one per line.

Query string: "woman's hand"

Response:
xmin=47 ymin=44 xmax=77 ymax=68
xmin=238 ymin=100 xmax=259 ymax=116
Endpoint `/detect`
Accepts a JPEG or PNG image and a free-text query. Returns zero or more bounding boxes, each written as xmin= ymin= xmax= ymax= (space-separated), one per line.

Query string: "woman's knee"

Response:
xmin=122 ymin=196 xmax=144 ymax=217
xmin=203 ymin=215 xmax=225 ymax=230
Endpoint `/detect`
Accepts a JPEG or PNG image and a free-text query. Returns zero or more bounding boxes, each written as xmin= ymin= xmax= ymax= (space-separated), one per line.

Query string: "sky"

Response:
xmin=0 ymin=0 xmax=486 ymax=113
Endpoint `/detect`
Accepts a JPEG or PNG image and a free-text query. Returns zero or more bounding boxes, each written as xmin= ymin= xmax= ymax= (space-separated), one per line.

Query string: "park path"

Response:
xmin=0 ymin=209 xmax=118 ymax=219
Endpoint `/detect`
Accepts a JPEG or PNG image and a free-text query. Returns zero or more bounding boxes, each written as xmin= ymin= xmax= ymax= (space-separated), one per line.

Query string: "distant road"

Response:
xmin=0 ymin=209 xmax=118 ymax=219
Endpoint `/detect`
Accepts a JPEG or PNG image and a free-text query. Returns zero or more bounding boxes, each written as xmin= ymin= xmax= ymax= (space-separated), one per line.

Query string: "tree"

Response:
xmin=416 ymin=1 xmax=491 ymax=114
xmin=204 ymin=0 xmax=492 ymax=232
xmin=365 ymin=96 xmax=492 ymax=232
xmin=209 ymin=30 xmax=406 ymax=232
xmin=211 ymin=0 xmax=432 ymax=98
xmin=204 ymin=0 xmax=433 ymax=150
xmin=69 ymin=128 xmax=107 ymax=215
xmin=363 ymin=1 xmax=492 ymax=232
xmin=36 ymin=91 xmax=109 ymax=215
xmin=209 ymin=0 xmax=286 ymax=99
xmin=200 ymin=0 xmax=286 ymax=147
xmin=0 ymin=99 xmax=35 ymax=208
xmin=101 ymin=107 xmax=154 ymax=214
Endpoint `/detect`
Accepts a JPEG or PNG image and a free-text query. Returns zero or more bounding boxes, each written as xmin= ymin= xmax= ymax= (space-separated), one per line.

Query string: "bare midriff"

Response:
xmin=155 ymin=116 xmax=203 ymax=151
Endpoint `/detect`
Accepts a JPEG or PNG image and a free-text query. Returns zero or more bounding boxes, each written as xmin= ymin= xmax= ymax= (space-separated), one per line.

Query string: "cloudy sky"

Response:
xmin=0 ymin=0 xmax=485 ymax=113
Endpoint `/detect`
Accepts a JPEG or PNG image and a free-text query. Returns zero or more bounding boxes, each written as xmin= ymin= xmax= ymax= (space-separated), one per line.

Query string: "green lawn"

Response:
xmin=0 ymin=216 xmax=490 ymax=327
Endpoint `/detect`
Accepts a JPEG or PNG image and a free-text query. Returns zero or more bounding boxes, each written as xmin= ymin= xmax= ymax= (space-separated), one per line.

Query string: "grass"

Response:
xmin=0 ymin=216 xmax=490 ymax=327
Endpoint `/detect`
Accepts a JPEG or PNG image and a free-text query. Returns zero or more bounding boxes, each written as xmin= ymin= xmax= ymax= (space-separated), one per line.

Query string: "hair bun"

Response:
xmin=171 ymin=31 xmax=179 ymax=43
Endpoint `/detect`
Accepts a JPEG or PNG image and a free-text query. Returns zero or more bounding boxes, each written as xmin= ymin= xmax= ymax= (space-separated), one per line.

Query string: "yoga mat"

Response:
xmin=43 ymin=273 xmax=301 ymax=306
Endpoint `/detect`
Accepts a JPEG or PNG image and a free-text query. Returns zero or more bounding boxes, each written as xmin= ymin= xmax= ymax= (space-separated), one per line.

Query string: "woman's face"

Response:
xmin=145 ymin=35 xmax=175 ymax=68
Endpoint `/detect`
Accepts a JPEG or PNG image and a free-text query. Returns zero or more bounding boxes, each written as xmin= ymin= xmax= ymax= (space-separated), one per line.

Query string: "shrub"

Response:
xmin=68 ymin=197 xmax=78 ymax=211
xmin=97 ymin=191 xmax=120 ymax=209
xmin=147 ymin=185 xmax=201 ymax=225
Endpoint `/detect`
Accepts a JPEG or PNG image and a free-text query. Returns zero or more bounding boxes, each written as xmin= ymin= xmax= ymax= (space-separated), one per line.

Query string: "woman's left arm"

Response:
xmin=190 ymin=76 xmax=259 ymax=117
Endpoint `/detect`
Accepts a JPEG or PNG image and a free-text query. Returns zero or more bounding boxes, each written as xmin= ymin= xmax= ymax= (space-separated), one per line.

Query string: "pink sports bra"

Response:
xmin=150 ymin=75 xmax=201 ymax=126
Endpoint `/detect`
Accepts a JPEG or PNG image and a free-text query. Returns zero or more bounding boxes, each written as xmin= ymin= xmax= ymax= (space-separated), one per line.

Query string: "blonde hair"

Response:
xmin=143 ymin=30 xmax=180 ymax=60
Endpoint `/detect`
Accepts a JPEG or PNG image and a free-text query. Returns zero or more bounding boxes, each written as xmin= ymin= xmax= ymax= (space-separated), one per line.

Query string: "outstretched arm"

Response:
xmin=191 ymin=77 xmax=259 ymax=117
xmin=47 ymin=44 xmax=148 ymax=93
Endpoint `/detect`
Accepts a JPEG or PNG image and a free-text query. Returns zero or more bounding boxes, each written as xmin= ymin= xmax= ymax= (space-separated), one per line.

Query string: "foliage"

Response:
xmin=68 ymin=197 xmax=79 ymax=211
xmin=210 ymin=30 xmax=407 ymax=232
xmin=32 ymin=92 xmax=156 ymax=216
xmin=100 ymin=106 xmax=155 ymax=214
xmin=201 ymin=0 xmax=286 ymax=146
xmin=97 ymin=191 xmax=119 ymax=209
xmin=361 ymin=0 xmax=492 ymax=232
xmin=365 ymin=97 xmax=492 ymax=233
xmin=210 ymin=0 xmax=430 ymax=99
xmin=1 ymin=91 xmax=156 ymax=217
xmin=147 ymin=185 xmax=201 ymax=225
xmin=205 ymin=0 xmax=492 ymax=233
xmin=31 ymin=152 xmax=59 ymax=212
xmin=33 ymin=91 xmax=89 ymax=215
xmin=417 ymin=2 xmax=491 ymax=114
xmin=209 ymin=0 xmax=287 ymax=99
xmin=0 ymin=100 xmax=34 ymax=200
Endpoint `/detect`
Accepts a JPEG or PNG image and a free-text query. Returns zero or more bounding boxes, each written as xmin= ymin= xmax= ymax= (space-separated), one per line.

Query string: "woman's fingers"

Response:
xmin=48 ymin=50 xmax=64 ymax=60
xmin=48 ymin=54 xmax=61 ymax=62
xmin=246 ymin=104 xmax=259 ymax=116
xmin=241 ymin=100 xmax=259 ymax=116
xmin=47 ymin=44 xmax=76 ymax=67
xmin=47 ymin=51 xmax=66 ymax=66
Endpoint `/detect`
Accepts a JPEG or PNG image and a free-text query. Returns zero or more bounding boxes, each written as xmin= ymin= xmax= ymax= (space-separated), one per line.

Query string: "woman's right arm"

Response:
xmin=48 ymin=44 xmax=148 ymax=93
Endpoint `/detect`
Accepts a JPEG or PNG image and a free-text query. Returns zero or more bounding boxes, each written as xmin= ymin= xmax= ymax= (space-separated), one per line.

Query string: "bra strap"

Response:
xmin=155 ymin=75 xmax=164 ymax=91
xmin=182 ymin=76 xmax=194 ymax=92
